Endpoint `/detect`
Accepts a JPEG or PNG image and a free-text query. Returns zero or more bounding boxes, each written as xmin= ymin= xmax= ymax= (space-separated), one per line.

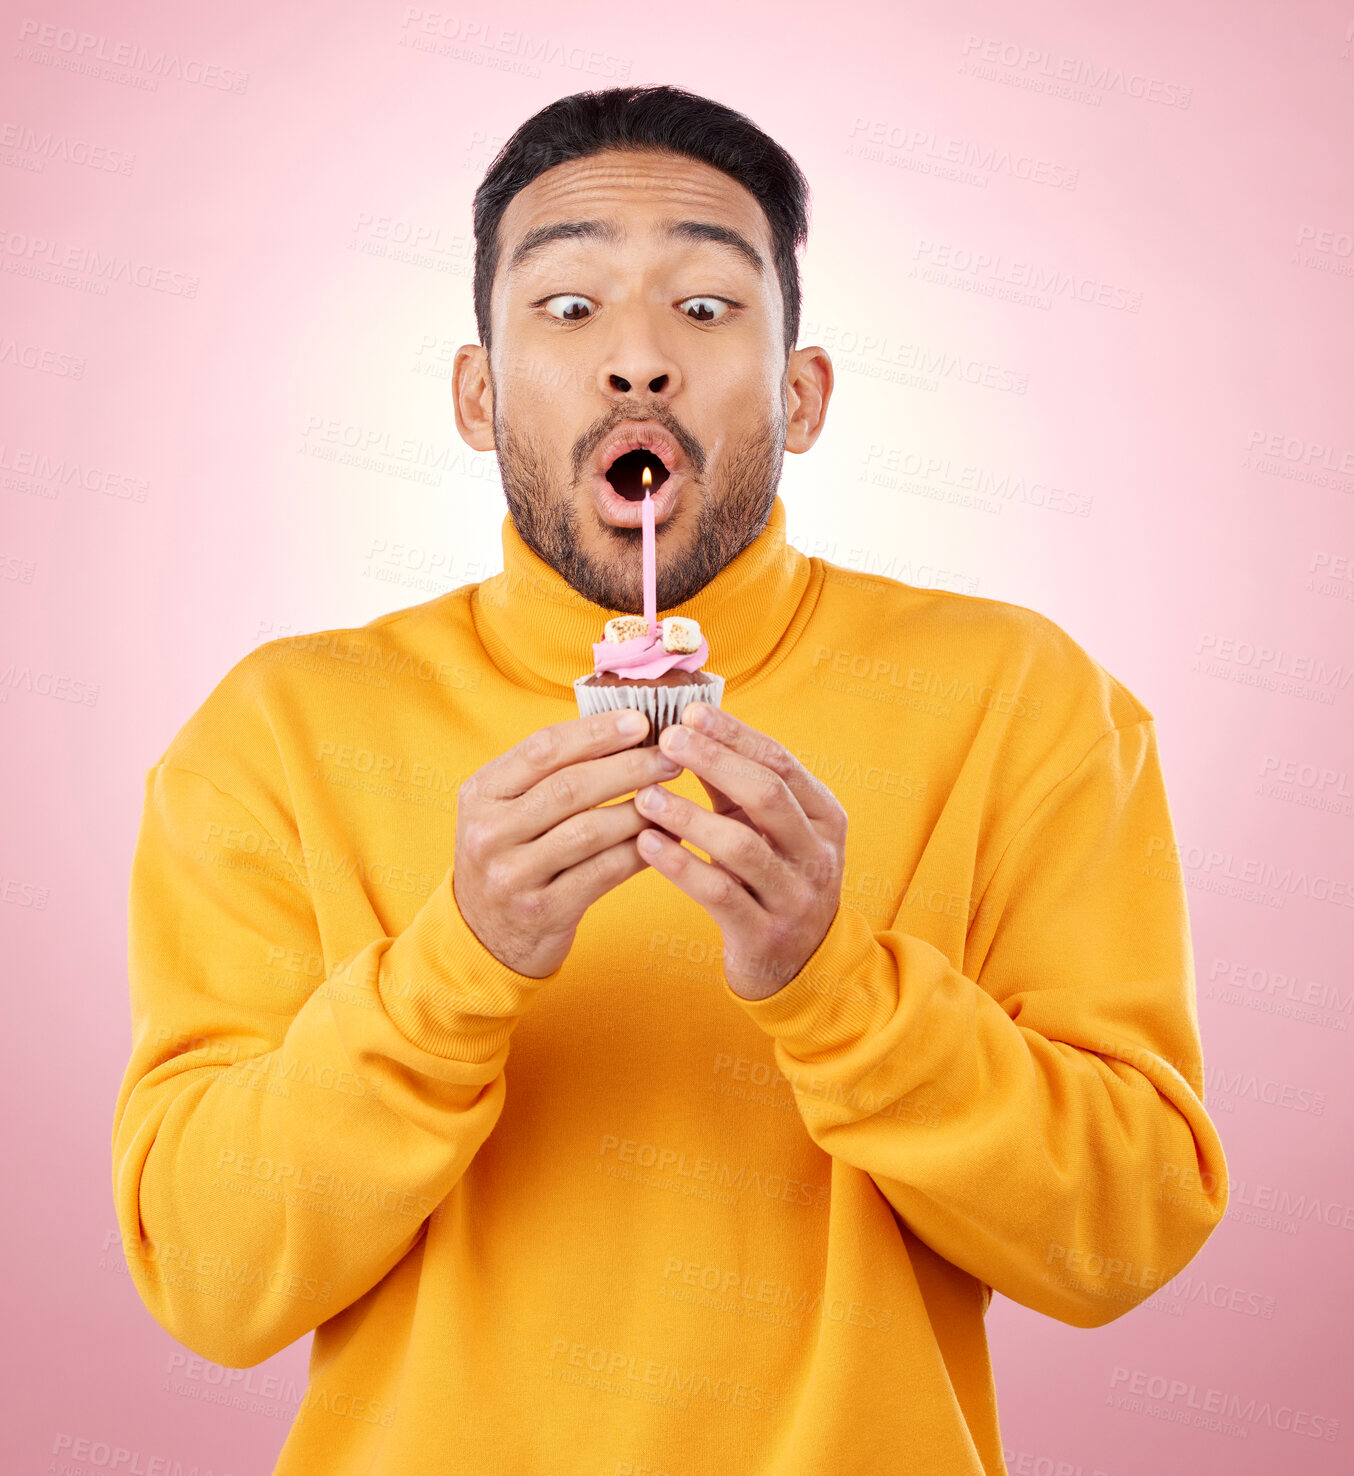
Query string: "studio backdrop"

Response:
xmin=3 ymin=2 xmax=1350 ymax=1473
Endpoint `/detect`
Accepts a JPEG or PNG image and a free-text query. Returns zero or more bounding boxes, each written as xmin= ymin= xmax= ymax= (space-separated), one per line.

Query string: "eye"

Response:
xmin=679 ymin=296 xmax=731 ymax=323
xmin=541 ymin=294 xmax=596 ymax=322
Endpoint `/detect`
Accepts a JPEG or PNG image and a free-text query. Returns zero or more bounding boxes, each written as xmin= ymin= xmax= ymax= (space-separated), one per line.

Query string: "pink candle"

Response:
xmin=642 ymin=486 xmax=657 ymax=637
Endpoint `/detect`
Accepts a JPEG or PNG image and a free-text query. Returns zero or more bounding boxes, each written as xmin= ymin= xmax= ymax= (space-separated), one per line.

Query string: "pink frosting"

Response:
xmin=592 ymin=629 xmax=709 ymax=679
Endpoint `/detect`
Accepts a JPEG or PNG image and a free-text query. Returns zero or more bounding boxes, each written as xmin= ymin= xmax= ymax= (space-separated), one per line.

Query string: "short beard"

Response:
xmin=493 ymin=394 xmax=786 ymax=615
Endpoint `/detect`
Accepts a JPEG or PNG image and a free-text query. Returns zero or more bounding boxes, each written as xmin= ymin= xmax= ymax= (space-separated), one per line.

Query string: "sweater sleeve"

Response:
xmin=111 ymin=761 xmax=556 ymax=1367
xmin=728 ymin=718 xmax=1229 ymax=1328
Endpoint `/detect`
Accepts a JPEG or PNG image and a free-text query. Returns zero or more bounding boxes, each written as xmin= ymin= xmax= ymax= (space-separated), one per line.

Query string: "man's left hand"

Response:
xmin=632 ymin=702 xmax=847 ymax=1000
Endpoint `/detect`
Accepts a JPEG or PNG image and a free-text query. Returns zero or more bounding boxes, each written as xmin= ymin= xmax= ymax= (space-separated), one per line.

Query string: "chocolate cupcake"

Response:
xmin=574 ymin=614 xmax=724 ymax=745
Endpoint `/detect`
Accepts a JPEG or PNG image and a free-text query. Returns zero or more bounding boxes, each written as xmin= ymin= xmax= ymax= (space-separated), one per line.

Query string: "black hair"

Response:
xmin=472 ymin=85 xmax=810 ymax=360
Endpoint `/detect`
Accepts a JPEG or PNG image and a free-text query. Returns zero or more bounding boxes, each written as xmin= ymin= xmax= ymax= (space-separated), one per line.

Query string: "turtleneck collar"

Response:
xmin=471 ymin=495 xmax=818 ymax=696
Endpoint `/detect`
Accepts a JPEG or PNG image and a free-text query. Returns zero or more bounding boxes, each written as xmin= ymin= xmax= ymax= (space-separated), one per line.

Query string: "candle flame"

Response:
xmin=642 ymin=464 xmax=652 ymax=491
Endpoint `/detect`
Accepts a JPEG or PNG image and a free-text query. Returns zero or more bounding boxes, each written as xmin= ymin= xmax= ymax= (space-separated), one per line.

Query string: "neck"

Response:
xmin=472 ymin=495 xmax=814 ymax=694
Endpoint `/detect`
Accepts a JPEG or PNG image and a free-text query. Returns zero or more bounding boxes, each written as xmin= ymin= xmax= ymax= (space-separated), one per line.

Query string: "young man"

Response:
xmin=112 ymin=85 xmax=1228 ymax=1474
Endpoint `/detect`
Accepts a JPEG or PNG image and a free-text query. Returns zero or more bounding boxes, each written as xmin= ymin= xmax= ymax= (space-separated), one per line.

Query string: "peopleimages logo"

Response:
xmin=0 ymin=228 xmax=199 ymax=296
xmin=396 ymin=9 xmax=632 ymax=82
xmin=0 ymin=119 xmax=136 ymax=174
xmin=1144 ymin=835 xmax=1354 ymax=909
xmin=960 ymin=34 xmax=1193 ymax=108
xmin=15 ymin=18 xmax=250 ymax=93
xmin=1108 ymin=1367 xmax=1339 ymax=1440
xmin=50 ymin=1433 xmax=238 ymax=1475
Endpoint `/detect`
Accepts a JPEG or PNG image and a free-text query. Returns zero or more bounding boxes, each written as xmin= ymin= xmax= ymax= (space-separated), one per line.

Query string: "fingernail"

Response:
xmin=663 ymin=725 xmax=689 ymax=751
xmin=638 ymin=785 xmax=668 ymax=811
xmin=618 ymin=712 xmax=648 ymax=735
xmin=655 ymin=754 xmax=681 ymax=776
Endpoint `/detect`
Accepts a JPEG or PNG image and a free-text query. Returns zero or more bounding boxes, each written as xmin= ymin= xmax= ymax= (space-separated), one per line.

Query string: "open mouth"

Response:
xmin=604 ymin=447 xmax=671 ymax=501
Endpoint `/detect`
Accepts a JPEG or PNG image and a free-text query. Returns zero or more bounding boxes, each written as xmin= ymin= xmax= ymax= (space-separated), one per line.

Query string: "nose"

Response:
xmin=597 ymin=304 xmax=682 ymax=401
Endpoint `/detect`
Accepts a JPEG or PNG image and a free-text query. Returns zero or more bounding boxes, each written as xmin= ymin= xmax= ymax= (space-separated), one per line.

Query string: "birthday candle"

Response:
xmin=641 ymin=465 xmax=657 ymax=637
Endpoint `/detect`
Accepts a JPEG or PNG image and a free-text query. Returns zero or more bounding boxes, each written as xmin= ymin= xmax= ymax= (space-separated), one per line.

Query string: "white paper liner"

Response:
xmin=574 ymin=671 xmax=725 ymax=742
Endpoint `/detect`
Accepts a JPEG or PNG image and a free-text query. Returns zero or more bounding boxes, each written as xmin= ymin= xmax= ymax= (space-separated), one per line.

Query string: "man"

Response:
xmin=112 ymin=85 xmax=1228 ymax=1474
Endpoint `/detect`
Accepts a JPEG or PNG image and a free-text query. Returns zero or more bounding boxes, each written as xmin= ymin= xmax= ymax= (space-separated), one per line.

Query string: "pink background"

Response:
xmin=4 ymin=1 xmax=1351 ymax=1470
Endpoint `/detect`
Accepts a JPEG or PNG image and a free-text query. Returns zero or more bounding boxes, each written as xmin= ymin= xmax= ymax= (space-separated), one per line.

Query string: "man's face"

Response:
xmin=458 ymin=147 xmax=815 ymax=614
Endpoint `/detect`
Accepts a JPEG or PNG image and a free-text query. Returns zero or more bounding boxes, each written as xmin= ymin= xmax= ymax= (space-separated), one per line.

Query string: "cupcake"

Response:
xmin=574 ymin=613 xmax=725 ymax=745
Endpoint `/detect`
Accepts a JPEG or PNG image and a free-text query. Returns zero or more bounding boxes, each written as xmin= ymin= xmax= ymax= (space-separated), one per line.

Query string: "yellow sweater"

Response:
xmin=112 ymin=495 xmax=1228 ymax=1474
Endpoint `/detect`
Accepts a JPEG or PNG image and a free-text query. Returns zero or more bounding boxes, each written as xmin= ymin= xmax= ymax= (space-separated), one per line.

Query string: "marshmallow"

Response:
xmin=603 ymin=615 xmax=650 ymax=644
xmin=660 ymin=617 xmax=702 ymax=655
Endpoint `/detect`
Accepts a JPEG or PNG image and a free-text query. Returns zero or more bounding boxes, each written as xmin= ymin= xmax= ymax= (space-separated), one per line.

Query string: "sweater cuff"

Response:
xmin=377 ymin=871 xmax=560 ymax=1062
xmin=726 ymin=900 xmax=897 ymax=1061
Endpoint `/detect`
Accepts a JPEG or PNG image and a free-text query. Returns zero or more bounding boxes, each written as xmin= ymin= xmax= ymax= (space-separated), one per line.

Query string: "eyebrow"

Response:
xmin=506 ymin=218 xmax=766 ymax=277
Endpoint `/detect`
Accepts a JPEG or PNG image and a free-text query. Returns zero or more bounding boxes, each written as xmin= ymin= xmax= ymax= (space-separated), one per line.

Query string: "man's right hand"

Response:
xmin=451 ymin=709 xmax=682 ymax=978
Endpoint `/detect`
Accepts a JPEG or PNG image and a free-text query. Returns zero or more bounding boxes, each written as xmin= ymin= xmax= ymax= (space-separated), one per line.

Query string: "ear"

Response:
xmin=453 ymin=344 xmax=495 ymax=452
xmin=784 ymin=345 xmax=833 ymax=455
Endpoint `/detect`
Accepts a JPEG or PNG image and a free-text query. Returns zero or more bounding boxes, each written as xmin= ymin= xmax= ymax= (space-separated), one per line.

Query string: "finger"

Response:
xmin=677 ymin=703 xmax=839 ymax=823
xmin=521 ymin=798 xmax=653 ymax=883
xmin=690 ymin=767 xmax=740 ymax=818
xmin=635 ymin=827 xmax=763 ymax=932
xmin=689 ymin=772 xmax=758 ymax=836
xmin=494 ymin=745 xmax=683 ymax=847
xmin=473 ymin=710 xmax=651 ymax=806
xmin=545 ymin=831 xmax=653 ymax=916
xmin=635 ymin=785 xmax=791 ymax=909
xmin=658 ymin=725 xmax=818 ymax=868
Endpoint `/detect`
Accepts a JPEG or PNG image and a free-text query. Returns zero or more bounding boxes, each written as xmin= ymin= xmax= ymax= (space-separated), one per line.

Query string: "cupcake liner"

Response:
xmin=574 ymin=672 xmax=725 ymax=745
